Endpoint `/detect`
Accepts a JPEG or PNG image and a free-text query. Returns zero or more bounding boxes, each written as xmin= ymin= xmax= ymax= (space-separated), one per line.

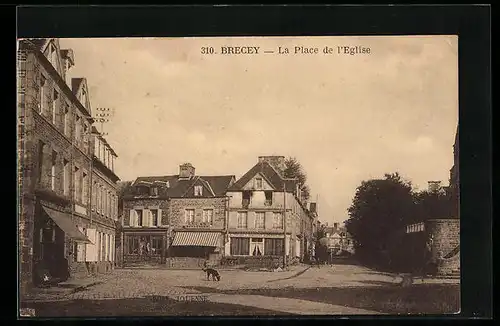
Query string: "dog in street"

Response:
xmin=202 ymin=267 xmax=221 ymax=281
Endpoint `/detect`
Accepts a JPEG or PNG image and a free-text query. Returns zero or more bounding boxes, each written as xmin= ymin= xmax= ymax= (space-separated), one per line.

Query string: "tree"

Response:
xmin=283 ymin=157 xmax=311 ymax=202
xmin=345 ymin=172 xmax=417 ymax=266
xmin=414 ymin=188 xmax=456 ymax=221
xmin=313 ymin=224 xmax=329 ymax=264
xmin=116 ymin=180 xmax=133 ymax=216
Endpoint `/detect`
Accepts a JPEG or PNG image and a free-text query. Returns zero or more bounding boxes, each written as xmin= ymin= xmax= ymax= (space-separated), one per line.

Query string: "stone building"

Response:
xmin=225 ymin=156 xmax=313 ymax=268
xmin=17 ymin=38 xmax=119 ymax=296
xmin=121 ymin=163 xmax=235 ymax=268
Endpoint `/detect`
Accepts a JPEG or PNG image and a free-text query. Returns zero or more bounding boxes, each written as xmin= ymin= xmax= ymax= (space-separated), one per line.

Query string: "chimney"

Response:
xmin=428 ymin=181 xmax=442 ymax=192
xmin=258 ymin=156 xmax=286 ymax=177
xmin=179 ymin=163 xmax=195 ymax=179
xmin=60 ymin=49 xmax=75 ymax=86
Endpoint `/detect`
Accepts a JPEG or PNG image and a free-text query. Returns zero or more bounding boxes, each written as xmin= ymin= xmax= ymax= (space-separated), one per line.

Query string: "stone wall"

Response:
xmin=426 ymin=219 xmax=460 ymax=274
xmin=170 ymin=197 xmax=226 ymax=229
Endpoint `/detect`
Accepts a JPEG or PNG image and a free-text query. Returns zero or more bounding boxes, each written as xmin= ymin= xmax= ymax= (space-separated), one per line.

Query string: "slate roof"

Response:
xmin=132 ymin=175 xmax=235 ymax=197
xmin=227 ymin=161 xmax=298 ymax=192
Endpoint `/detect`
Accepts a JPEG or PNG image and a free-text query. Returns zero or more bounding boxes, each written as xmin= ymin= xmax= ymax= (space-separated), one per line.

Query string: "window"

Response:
xmin=136 ymin=186 xmax=149 ymax=195
xmin=151 ymin=209 xmax=159 ymax=226
xmin=265 ymin=191 xmax=273 ymax=206
xmin=194 ymin=185 xmax=203 ymax=196
xmin=52 ymin=90 xmax=58 ymax=124
xmin=255 ymin=177 xmax=263 ymax=189
xmin=237 ymin=212 xmax=248 ymax=228
xmin=39 ymin=76 xmax=46 ymax=113
xmin=151 ymin=236 xmax=162 ymax=256
xmin=184 ymin=209 xmax=195 ymax=225
xmin=230 ymin=237 xmax=250 ymax=255
xmin=64 ymin=105 xmax=70 ymax=136
xmin=255 ymin=212 xmax=265 ymax=229
xmin=63 ymin=159 xmax=70 ymax=195
xmin=136 ymin=209 xmax=143 ymax=226
xmin=51 ymin=150 xmax=57 ymax=191
xmin=150 ymin=187 xmax=159 ymax=196
xmin=73 ymin=166 xmax=80 ymax=200
xmin=202 ymin=209 xmax=213 ymax=225
xmin=242 ymin=191 xmax=251 ymax=208
xmin=250 ymin=238 xmax=264 ymax=256
xmin=273 ymin=212 xmax=283 ymax=229
xmin=265 ymin=238 xmax=284 ymax=256
xmin=38 ymin=141 xmax=45 ymax=184
xmin=127 ymin=236 xmax=140 ymax=255
xmin=75 ymin=116 xmax=81 ymax=144
xmin=82 ymin=172 xmax=87 ymax=204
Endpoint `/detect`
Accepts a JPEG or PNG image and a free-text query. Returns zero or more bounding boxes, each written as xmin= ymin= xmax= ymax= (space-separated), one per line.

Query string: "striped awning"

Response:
xmin=171 ymin=232 xmax=221 ymax=247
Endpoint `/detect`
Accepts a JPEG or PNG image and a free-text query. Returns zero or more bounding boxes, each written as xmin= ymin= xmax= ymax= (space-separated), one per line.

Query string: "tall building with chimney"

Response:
xmin=225 ymin=156 xmax=313 ymax=267
xmin=17 ymin=39 xmax=119 ymax=297
xmin=121 ymin=163 xmax=235 ymax=268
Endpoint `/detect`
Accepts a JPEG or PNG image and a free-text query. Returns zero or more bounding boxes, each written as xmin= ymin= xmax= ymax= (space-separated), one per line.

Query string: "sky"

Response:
xmin=60 ymin=36 xmax=458 ymax=226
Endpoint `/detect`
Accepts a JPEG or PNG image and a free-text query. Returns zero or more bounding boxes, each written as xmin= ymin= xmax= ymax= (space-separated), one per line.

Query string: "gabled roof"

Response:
xmin=132 ymin=175 xmax=235 ymax=198
xmin=71 ymin=77 xmax=92 ymax=115
xmin=228 ymin=161 xmax=298 ymax=192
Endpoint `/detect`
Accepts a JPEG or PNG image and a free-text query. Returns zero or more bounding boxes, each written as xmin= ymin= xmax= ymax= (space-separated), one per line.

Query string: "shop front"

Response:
xmin=168 ymin=231 xmax=223 ymax=268
xmin=123 ymin=231 xmax=167 ymax=266
xmin=33 ymin=205 xmax=91 ymax=285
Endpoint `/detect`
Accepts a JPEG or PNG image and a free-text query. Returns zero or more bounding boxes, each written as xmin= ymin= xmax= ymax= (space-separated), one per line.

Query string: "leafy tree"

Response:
xmin=313 ymin=224 xmax=329 ymax=264
xmin=414 ymin=188 xmax=456 ymax=221
xmin=283 ymin=157 xmax=311 ymax=202
xmin=345 ymin=172 xmax=417 ymax=266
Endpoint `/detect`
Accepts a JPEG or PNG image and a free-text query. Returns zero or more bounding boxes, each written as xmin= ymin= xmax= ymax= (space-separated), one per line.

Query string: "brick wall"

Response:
xmin=170 ymin=197 xmax=226 ymax=229
xmin=426 ymin=219 xmax=460 ymax=274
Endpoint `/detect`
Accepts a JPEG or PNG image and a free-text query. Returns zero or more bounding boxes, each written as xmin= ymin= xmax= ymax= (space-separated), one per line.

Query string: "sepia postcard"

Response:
xmin=17 ymin=35 xmax=460 ymax=317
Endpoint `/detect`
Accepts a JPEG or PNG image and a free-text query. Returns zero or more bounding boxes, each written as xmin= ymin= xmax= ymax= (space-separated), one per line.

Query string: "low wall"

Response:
xmin=222 ymin=256 xmax=284 ymax=269
xmin=168 ymin=257 xmax=205 ymax=269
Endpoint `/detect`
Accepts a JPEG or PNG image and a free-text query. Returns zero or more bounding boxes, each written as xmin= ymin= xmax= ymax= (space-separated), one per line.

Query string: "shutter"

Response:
xmin=144 ymin=209 xmax=151 ymax=227
xmin=157 ymin=209 xmax=163 ymax=226
xmin=85 ymin=228 xmax=97 ymax=261
xmin=129 ymin=209 xmax=136 ymax=227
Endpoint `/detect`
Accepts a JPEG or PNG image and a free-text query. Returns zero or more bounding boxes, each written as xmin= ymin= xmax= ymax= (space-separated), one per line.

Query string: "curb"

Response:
xmin=70 ymin=281 xmax=104 ymax=294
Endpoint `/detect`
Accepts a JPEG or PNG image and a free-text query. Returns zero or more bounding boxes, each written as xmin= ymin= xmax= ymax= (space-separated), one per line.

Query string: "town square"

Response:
xmin=18 ymin=36 xmax=460 ymax=317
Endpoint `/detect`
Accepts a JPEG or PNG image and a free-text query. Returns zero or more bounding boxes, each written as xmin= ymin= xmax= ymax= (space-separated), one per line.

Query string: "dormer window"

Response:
xmin=136 ymin=186 xmax=149 ymax=195
xmin=194 ymin=185 xmax=203 ymax=196
xmin=150 ymin=187 xmax=159 ymax=196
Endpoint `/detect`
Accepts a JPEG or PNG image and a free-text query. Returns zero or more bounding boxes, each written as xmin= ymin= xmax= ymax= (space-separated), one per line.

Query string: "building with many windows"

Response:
xmin=225 ymin=156 xmax=312 ymax=267
xmin=17 ymin=38 xmax=119 ymax=296
xmin=121 ymin=163 xmax=235 ymax=268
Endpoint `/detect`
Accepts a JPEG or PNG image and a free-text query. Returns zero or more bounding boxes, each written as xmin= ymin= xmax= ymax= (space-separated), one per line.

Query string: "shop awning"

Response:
xmin=42 ymin=206 xmax=91 ymax=243
xmin=171 ymin=232 xmax=221 ymax=247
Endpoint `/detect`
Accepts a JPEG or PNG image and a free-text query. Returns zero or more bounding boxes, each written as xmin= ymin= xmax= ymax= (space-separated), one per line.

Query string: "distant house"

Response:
xmin=323 ymin=223 xmax=354 ymax=254
xmin=121 ymin=163 xmax=235 ymax=268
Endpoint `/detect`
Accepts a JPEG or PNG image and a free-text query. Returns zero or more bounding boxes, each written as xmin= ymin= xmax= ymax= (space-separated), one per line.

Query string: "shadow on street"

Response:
xmin=182 ymin=283 xmax=460 ymax=315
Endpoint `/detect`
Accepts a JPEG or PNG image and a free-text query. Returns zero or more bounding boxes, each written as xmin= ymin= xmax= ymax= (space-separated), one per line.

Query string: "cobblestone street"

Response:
xmin=21 ymin=263 xmax=459 ymax=316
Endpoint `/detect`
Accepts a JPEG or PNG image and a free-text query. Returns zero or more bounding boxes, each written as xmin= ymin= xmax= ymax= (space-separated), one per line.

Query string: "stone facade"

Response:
xmin=18 ymin=39 xmax=119 ymax=296
xmin=122 ymin=197 xmax=170 ymax=265
xmin=170 ymin=197 xmax=226 ymax=230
